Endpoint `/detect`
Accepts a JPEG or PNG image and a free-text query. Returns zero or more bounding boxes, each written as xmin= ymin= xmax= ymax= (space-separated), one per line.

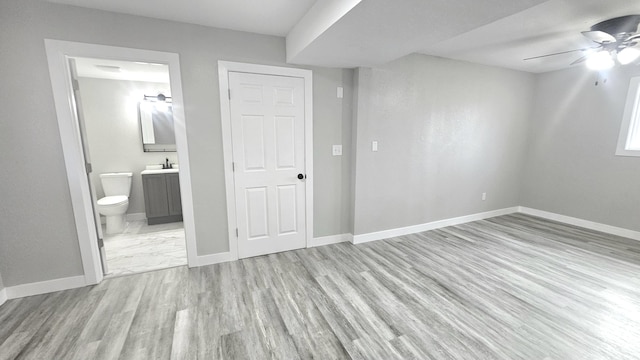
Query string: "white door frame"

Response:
xmin=44 ymin=39 xmax=198 ymax=285
xmin=218 ymin=61 xmax=313 ymax=259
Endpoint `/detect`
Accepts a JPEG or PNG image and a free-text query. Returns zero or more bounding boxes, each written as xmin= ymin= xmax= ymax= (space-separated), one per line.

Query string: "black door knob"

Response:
xmin=297 ymin=173 xmax=304 ymax=180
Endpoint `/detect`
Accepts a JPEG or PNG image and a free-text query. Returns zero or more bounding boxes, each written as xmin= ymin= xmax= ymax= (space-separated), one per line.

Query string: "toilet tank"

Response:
xmin=100 ymin=172 xmax=133 ymax=197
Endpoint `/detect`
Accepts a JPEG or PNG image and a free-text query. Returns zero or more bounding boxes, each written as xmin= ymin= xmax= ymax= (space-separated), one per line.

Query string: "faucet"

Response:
xmin=164 ymin=158 xmax=170 ymax=169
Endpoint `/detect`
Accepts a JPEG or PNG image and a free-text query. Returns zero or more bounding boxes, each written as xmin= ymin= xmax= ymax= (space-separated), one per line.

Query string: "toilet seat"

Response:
xmin=97 ymin=195 xmax=128 ymax=206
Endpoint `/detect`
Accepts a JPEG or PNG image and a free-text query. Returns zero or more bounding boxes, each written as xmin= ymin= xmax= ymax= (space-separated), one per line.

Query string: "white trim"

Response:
xmin=616 ymin=76 xmax=640 ymax=157
xmin=352 ymin=206 xmax=640 ymax=244
xmin=195 ymin=252 xmax=236 ymax=267
xmin=126 ymin=212 xmax=147 ymax=222
xmin=44 ymin=40 xmax=199 ymax=286
xmin=309 ymin=233 xmax=353 ymax=247
xmin=98 ymin=213 xmax=146 ymax=226
xmin=353 ymin=207 xmax=519 ymax=244
xmin=5 ymin=276 xmax=86 ymax=300
xmin=217 ymin=61 xmax=314 ymax=260
xmin=4 ymin=205 xmax=639 ymax=301
xmin=518 ymin=207 xmax=640 ymax=241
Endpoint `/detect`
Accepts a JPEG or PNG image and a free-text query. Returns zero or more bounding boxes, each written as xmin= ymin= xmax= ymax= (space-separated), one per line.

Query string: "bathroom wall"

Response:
xmin=351 ymin=54 xmax=534 ymax=235
xmin=79 ymin=77 xmax=177 ymax=216
xmin=0 ymin=0 xmax=352 ymax=286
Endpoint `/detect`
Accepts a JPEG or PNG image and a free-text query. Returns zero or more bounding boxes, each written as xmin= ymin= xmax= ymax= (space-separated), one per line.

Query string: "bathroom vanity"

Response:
xmin=141 ymin=169 xmax=182 ymax=225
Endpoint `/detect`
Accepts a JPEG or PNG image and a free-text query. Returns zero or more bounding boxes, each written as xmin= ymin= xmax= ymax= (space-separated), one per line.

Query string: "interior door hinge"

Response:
xmin=86 ymin=162 xmax=92 ymax=174
xmin=235 ymin=228 xmax=238 ymax=237
xmin=72 ymin=79 xmax=80 ymax=91
xmin=228 ymin=89 xmax=231 ymax=100
xmin=232 ymin=162 xmax=235 ymax=172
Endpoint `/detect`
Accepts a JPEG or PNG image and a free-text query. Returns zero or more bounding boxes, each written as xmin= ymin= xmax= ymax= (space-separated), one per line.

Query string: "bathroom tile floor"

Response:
xmin=103 ymin=220 xmax=187 ymax=277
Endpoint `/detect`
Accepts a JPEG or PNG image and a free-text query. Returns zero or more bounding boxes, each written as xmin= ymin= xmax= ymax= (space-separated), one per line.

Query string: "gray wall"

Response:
xmin=521 ymin=65 xmax=640 ymax=231
xmin=3 ymin=0 xmax=636 ymax=291
xmin=352 ymin=54 xmax=535 ymax=235
xmin=0 ymin=0 xmax=352 ymax=286
xmin=79 ymin=77 xmax=177 ymax=216
xmin=313 ymin=68 xmax=354 ymax=237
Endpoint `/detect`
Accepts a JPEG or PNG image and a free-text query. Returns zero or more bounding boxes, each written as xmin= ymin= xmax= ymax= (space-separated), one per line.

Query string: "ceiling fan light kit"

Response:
xmin=618 ymin=47 xmax=640 ymax=65
xmin=526 ymin=15 xmax=640 ymax=70
xmin=586 ymin=50 xmax=615 ymax=70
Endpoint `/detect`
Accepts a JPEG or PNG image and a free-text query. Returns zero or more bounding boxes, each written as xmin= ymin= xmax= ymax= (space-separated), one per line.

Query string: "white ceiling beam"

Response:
xmin=286 ymin=0 xmax=363 ymax=64
xmin=287 ymin=0 xmax=547 ymax=69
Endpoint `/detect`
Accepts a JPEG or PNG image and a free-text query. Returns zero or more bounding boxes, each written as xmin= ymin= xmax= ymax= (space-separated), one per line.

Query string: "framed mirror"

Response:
xmin=139 ymin=94 xmax=176 ymax=152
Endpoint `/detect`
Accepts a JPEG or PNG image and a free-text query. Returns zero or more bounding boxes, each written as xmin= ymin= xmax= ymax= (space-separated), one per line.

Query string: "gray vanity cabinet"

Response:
xmin=166 ymin=173 xmax=182 ymax=216
xmin=142 ymin=173 xmax=183 ymax=225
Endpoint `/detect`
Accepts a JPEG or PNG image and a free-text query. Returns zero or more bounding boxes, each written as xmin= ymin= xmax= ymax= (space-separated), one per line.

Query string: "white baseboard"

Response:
xmin=0 ymin=288 xmax=7 ymax=306
xmin=309 ymin=233 xmax=353 ymax=247
xmin=100 ymin=213 xmax=146 ymax=225
xmin=5 ymin=275 xmax=86 ymax=300
xmin=518 ymin=206 xmax=640 ymax=241
xmin=196 ymin=233 xmax=357 ymax=265
xmin=353 ymin=207 xmax=519 ymax=244
xmin=195 ymin=251 xmax=236 ymax=267
xmin=126 ymin=212 xmax=147 ymax=222
xmin=4 ymin=205 xmax=637 ymax=302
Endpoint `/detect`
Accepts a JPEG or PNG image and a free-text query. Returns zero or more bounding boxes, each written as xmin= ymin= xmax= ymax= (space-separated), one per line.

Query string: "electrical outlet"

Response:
xmin=482 ymin=192 xmax=487 ymax=201
xmin=337 ymin=86 xmax=344 ymax=99
xmin=332 ymin=145 xmax=342 ymax=156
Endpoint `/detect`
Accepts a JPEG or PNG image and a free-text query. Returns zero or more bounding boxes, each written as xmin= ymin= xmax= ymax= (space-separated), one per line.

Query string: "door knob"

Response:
xmin=297 ymin=173 xmax=305 ymax=180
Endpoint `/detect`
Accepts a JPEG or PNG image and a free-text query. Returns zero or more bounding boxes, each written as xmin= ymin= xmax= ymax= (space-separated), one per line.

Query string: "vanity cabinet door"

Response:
xmin=166 ymin=173 xmax=182 ymax=216
xmin=142 ymin=174 xmax=170 ymax=218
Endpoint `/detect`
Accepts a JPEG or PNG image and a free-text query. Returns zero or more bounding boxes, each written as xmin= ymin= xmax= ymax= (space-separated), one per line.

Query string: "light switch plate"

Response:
xmin=372 ymin=141 xmax=378 ymax=152
xmin=332 ymin=145 xmax=342 ymax=156
xmin=337 ymin=87 xmax=344 ymax=99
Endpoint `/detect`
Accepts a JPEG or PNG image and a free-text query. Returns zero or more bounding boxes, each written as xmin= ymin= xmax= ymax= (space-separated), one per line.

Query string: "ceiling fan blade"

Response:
xmin=626 ymin=33 xmax=640 ymax=42
xmin=523 ymin=47 xmax=598 ymax=61
xmin=581 ymin=30 xmax=616 ymax=44
xmin=570 ymin=55 xmax=589 ymax=65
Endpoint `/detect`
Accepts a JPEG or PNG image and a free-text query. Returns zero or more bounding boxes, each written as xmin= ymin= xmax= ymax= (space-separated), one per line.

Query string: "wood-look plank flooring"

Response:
xmin=1 ymin=213 xmax=640 ymax=359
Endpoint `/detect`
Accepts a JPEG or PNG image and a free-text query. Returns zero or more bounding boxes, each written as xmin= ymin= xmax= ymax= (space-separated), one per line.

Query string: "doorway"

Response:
xmin=45 ymin=40 xmax=198 ymax=285
xmin=71 ymin=57 xmax=187 ymax=277
xmin=218 ymin=61 xmax=314 ymax=259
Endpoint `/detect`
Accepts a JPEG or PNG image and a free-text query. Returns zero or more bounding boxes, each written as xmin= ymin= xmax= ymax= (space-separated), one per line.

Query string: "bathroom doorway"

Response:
xmin=45 ymin=40 xmax=197 ymax=284
xmin=70 ymin=56 xmax=188 ymax=277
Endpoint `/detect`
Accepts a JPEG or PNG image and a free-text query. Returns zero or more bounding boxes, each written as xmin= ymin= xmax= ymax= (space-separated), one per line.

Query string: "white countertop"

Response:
xmin=141 ymin=168 xmax=179 ymax=175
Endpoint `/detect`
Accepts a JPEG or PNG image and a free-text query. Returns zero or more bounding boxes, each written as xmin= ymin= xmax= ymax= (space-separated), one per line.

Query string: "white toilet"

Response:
xmin=97 ymin=172 xmax=133 ymax=234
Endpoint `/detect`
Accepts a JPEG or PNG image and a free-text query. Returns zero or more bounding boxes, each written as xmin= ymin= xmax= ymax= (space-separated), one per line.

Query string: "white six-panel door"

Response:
xmin=229 ymin=72 xmax=306 ymax=258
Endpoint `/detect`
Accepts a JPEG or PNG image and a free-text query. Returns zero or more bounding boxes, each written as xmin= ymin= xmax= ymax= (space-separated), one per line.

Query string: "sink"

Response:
xmin=141 ymin=168 xmax=179 ymax=175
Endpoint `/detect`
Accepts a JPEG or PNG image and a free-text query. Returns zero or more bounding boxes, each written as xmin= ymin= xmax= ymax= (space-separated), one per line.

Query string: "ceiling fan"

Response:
xmin=525 ymin=15 xmax=640 ymax=70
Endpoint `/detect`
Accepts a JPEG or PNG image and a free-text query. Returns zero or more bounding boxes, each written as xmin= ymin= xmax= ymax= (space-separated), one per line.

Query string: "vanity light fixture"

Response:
xmin=143 ymin=93 xmax=172 ymax=102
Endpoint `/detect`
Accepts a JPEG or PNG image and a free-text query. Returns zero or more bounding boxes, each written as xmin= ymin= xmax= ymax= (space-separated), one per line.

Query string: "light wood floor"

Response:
xmin=1 ymin=213 xmax=640 ymax=359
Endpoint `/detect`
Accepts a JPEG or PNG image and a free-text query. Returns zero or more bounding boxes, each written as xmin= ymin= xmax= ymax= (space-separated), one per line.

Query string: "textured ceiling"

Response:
xmin=419 ymin=0 xmax=640 ymax=73
xmin=286 ymin=0 xmax=546 ymax=69
xmin=47 ymin=0 xmax=640 ymax=73
xmin=47 ymin=0 xmax=317 ymax=36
